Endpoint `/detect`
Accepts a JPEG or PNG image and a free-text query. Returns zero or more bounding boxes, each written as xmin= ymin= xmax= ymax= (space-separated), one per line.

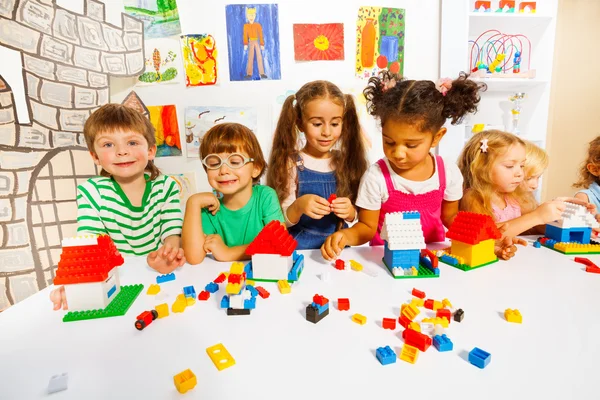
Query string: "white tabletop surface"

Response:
xmin=0 ymin=241 xmax=598 ymax=400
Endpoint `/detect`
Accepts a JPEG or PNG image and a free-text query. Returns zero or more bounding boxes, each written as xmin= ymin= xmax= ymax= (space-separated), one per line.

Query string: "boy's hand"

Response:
xmin=203 ymin=234 xmax=230 ymax=261
xmin=189 ymin=192 xmax=220 ymax=215
xmin=49 ymin=286 xmax=68 ymax=311
xmin=297 ymin=194 xmax=331 ymax=219
xmin=147 ymin=244 xmax=186 ymax=274
xmin=321 ymin=231 xmax=348 ymax=261
xmin=330 ymin=197 xmax=356 ymax=221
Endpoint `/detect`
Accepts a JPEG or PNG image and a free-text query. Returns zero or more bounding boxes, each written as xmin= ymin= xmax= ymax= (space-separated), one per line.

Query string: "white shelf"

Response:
xmin=470 ymin=77 xmax=548 ymax=92
xmin=468 ymin=13 xmax=553 ymax=29
xmin=468 ymin=12 xmax=553 ymax=20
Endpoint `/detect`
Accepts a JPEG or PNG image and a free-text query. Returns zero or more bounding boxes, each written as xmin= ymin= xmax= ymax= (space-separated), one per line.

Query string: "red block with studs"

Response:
xmin=313 ymin=294 xmax=329 ymax=306
xmin=256 ymin=286 xmax=270 ymax=299
xmin=198 ymin=291 xmax=210 ymax=301
xmin=382 ymin=318 xmax=396 ymax=330
xmin=328 ymin=194 xmax=337 ymax=203
xmin=424 ymin=299 xmax=434 ymax=310
xmin=402 ymin=328 xmax=432 ymax=352
xmin=411 ymin=288 xmax=426 ymax=299
xmin=398 ymin=315 xmax=411 ymax=329
xmin=436 ymin=308 xmax=451 ymax=324
xmin=334 ymin=259 xmax=345 ymax=270
xmin=214 ymin=273 xmax=226 ymax=283
xmin=338 ymin=298 xmax=350 ymax=311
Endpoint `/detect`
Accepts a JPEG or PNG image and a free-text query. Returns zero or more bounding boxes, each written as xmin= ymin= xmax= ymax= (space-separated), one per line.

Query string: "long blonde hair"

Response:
xmin=458 ymin=130 xmax=527 ymax=217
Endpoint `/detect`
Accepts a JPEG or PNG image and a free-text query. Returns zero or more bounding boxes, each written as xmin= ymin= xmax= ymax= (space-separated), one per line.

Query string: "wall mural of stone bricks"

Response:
xmin=0 ymin=0 xmax=145 ymax=309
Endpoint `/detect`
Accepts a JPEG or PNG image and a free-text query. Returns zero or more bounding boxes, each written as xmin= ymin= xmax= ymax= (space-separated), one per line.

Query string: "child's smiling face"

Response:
xmin=490 ymin=143 xmax=526 ymax=194
xmin=205 ymin=150 xmax=261 ymax=197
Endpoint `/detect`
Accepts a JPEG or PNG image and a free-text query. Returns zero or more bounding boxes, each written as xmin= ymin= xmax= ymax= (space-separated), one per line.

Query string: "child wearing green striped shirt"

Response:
xmin=50 ymin=104 xmax=185 ymax=310
xmin=182 ymin=123 xmax=285 ymax=264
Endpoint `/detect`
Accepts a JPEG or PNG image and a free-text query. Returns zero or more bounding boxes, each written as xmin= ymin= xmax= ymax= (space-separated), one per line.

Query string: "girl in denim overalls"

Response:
xmin=321 ymin=71 xmax=485 ymax=260
xmin=575 ymin=136 xmax=600 ymax=216
xmin=267 ymin=81 xmax=368 ymax=249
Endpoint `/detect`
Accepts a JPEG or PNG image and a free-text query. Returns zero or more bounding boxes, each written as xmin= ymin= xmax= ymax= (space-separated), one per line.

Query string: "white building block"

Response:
xmin=61 ymin=235 xmax=99 ymax=247
xmin=251 ymin=253 xmax=293 ymax=280
xmin=63 ymin=268 xmax=120 ymax=311
xmin=48 ymin=373 xmax=68 ymax=394
xmin=229 ymin=293 xmax=245 ymax=309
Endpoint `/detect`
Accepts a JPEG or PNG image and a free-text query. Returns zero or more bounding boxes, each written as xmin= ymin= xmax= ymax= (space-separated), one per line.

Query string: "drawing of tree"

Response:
xmin=153 ymin=48 xmax=161 ymax=79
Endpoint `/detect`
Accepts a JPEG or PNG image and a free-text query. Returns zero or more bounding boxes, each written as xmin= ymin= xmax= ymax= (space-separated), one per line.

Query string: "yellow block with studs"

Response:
xmin=246 ymin=280 xmax=255 ymax=286
xmin=410 ymin=298 xmax=424 ymax=307
xmin=172 ymin=294 xmax=187 ymax=313
xmin=277 ymin=280 xmax=291 ymax=294
xmin=399 ymin=344 xmax=419 ymax=364
xmin=351 ymin=313 xmax=367 ymax=325
xmin=186 ymin=296 xmax=196 ymax=306
xmin=206 ymin=343 xmax=236 ymax=371
xmin=155 ymin=303 xmax=169 ymax=318
xmin=505 ymin=308 xmax=523 ymax=323
xmin=408 ymin=321 xmax=421 ymax=332
xmin=401 ymin=304 xmax=420 ymax=321
xmin=422 ymin=317 xmax=449 ymax=328
xmin=173 ymin=369 xmax=197 ymax=394
xmin=349 ymin=260 xmax=363 ymax=271
xmin=442 ymin=298 xmax=453 ymax=309
xmin=147 ymin=284 xmax=160 ymax=295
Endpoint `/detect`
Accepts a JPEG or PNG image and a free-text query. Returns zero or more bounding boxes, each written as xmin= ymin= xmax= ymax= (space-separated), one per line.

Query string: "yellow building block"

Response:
xmin=230 ymin=262 xmax=245 ymax=274
xmin=505 ymin=308 xmax=523 ymax=323
xmin=432 ymin=300 xmax=443 ymax=311
xmin=172 ymin=294 xmax=187 ymax=313
xmin=246 ymin=280 xmax=255 ymax=286
xmin=155 ymin=303 xmax=169 ymax=318
xmin=226 ymin=283 xmax=242 ymax=295
xmin=451 ymin=238 xmax=496 ymax=267
xmin=399 ymin=344 xmax=419 ymax=364
xmin=349 ymin=260 xmax=363 ymax=271
xmin=410 ymin=266 xmax=418 ymax=276
xmin=206 ymin=343 xmax=236 ymax=371
xmin=401 ymin=304 xmax=420 ymax=321
xmin=146 ymin=284 xmax=160 ymax=295
xmin=400 ymin=303 xmax=409 ymax=315
xmin=422 ymin=317 xmax=449 ymax=328
xmin=410 ymin=298 xmax=424 ymax=307
xmin=442 ymin=298 xmax=453 ymax=309
xmin=554 ymin=242 xmax=600 ymax=254
xmin=351 ymin=313 xmax=367 ymax=325
xmin=173 ymin=369 xmax=197 ymax=394
xmin=408 ymin=321 xmax=421 ymax=332
xmin=186 ymin=296 xmax=196 ymax=306
xmin=277 ymin=280 xmax=291 ymax=294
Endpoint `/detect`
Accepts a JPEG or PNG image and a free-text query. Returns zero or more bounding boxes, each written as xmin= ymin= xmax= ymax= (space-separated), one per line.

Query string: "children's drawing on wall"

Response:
xmin=356 ymin=7 xmax=406 ymax=79
xmin=293 ymin=23 xmax=344 ymax=61
xmin=185 ymin=106 xmax=258 ymax=159
xmin=138 ymin=38 xmax=182 ymax=85
xmin=122 ymin=91 xmax=150 ymax=118
xmin=180 ymin=34 xmax=218 ymax=87
xmin=225 ymin=4 xmax=281 ymax=81
xmin=168 ymin=172 xmax=197 ymax=205
xmin=147 ymin=105 xmax=182 ymax=157
xmin=123 ymin=0 xmax=182 ymax=39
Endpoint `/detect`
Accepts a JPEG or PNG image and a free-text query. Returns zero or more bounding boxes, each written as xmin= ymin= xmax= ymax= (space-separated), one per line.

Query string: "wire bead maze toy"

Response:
xmin=469 ymin=30 xmax=534 ymax=78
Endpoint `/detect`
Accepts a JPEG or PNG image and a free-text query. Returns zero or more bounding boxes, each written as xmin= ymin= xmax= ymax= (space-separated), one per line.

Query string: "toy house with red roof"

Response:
xmin=445 ymin=212 xmax=502 ymax=269
xmin=53 ymin=235 xmax=124 ymax=311
xmin=244 ymin=221 xmax=304 ymax=282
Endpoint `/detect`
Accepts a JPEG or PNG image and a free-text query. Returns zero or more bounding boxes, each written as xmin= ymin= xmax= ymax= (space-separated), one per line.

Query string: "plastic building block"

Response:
xmin=146 ymin=284 xmax=160 ymax=295
xmin=434 ymin=324 xmax=445 ymax=336
xmin=48 ymin=373 xmax=68 ymax=394
xmin=376 ymin=346 xmax=397 ymax=365
xmin=320 ymin=271 xmax=330 ymax=282
xmin=205 ymin=282 xmax=219 ymax=293
xmin=349 ymin=260 xmax=363 ymax=271
xmin=420 ymin=322 xmax=434 ymax=335
xmin=221 ymin=295 xmax=230 ymax=309
xmin=574 ymin=257 xmax=600 ymax=273
xmin=156 ymin=273 xmax=175 ymax=284
xmin=437 ymin=309 xmax=452 ymax=324
xmin=155 ymin=303 xmax=169 ymax=318
xmin=277 ymin=280 xmax=291 ymax=294
xmin=382 ymin=318 xmax=396 ymax=330
xmin=306 ymin=304 xmax=329 ymax=323
xmin=245 ymin=220 xmax=297 ymax=256
xmin=246 ymin=279 xmax=255 ymax=286
xmin=401 ymin=304 xmax=420 ymax=321
xmin=398 ymin=315 xmax=411 ymax=329
xmin=214 ymin=273 xmax=227 ymax=283
xmin=440 ymin=254 xmax=459 ymax=266
xmin=433 ymin=334 xmax=453 ymax=352
xmin=255 ymin=286 xmax=270 ymax=299
xmin=227 ymin=308 xmax=251 ymax=316
xmin=410 ymin=298 xmax=424 ymax=307
xmin=454 ymin=308 xmax=464 ymax=322
xmin=186 ymin=297 xmax=196 ymax=306
xmin=135 ymin=309 xmax=158 ymax=331
xmin=62 ymin=284 xmax=144 ymax=322
xmin=328 ymin=194 xmax=337 ymax=203
xmin=533 ymin=241 xmax=541 ymax=248
xmin=198 ymin=291 xmax=210 ymax=301
xmin=246 ymin=285 xmax=259 ymax=297
xmin=206 ymin=343 xmax=236 ymax=371
xmin=411 ymin=288 xmax=426 ymax=299
xmin=447 ymin=212 xmax=501 ymax=245
xmin=313 ymin=294 xmax=328 ymax=306
xmin=338 ymin=298 xmax=350 ymax=311
xmin=442 ymin=298 xmax=453 ymax=309
xmin=424 ymin=299 xmax=443 ymax=311
xmin=173 ymin=369 xmax=197 ymax=394
xmin=422 ymin=317 xmax=449 ymax=328
xmin=469 ymin=347 xmax=491 ymax=369
xmin=399 ymin=344 xmax=419 ymax=364
xmin=172 ymin=294 xmax=187 ymax=313
xmin=334 ymin=259 xmax=345 ymax=270
xmin=505 ymin=308 xmax=523 ymax=323
xmin=402 ymin=328 xmax=432 ymax=352
xmin=408 ymin=321 xmax=421 ymax=332
xmin=352 ymin=313 xmax=367 ymax=325
xmin=183 ymin=285 xmax=196 ymax=298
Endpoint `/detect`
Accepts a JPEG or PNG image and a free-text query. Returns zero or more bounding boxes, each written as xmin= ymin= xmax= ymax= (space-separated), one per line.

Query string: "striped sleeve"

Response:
xmin=159 ymin=176 xmax=183 ymax=242
xmin=76 ymin=182 xmax=108 ymax=235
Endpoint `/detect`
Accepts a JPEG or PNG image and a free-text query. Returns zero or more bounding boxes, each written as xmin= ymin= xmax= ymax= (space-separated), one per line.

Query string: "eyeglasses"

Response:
xmin=201 ymin=153 xmax=254 ymax=170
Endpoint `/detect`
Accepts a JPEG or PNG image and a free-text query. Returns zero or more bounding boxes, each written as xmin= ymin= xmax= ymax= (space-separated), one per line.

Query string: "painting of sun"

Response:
xmin=293 ymin=23 xmax=344 ymax=61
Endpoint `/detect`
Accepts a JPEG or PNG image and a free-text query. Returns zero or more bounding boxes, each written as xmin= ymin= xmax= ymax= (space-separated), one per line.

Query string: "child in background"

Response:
xmin=182 ymin=123 xmax=285 ymax=264
xmin=51 ymin=104 xmax=185 ymax=310
xmin=268 ymin=80 xmax=368 ymax=249
xmin=321 ymin=71 xmax=484 ymax=260
xmin=574 ymin=136 xmax=600 ymax=213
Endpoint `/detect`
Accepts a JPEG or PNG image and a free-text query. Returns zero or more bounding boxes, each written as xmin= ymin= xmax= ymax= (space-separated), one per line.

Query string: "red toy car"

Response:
xmin=135 ymin=310 xmax=158 ymax=331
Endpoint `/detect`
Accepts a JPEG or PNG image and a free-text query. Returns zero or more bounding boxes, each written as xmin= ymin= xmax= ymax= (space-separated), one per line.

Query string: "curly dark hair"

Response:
xmin=363 ymin=70 xmax=486 ymax=132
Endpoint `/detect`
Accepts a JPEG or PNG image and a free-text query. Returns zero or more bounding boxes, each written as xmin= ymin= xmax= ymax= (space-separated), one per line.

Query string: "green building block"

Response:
xmin=382 ymin=259 xmax=439 ymax=279
xmin=439 ymin=258 xmax=498 ymax=271
xmin=63 ymin=284 xmax=144 ymax=322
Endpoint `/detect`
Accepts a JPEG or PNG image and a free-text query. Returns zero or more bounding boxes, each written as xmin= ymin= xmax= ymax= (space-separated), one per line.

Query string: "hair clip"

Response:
xmin=435 ymin=78 xmax=453 ymax=96
xmin=381 ymin=78 xmax=397 ymax=93
xmin=480 ymin=138 xmax=488 ymax=153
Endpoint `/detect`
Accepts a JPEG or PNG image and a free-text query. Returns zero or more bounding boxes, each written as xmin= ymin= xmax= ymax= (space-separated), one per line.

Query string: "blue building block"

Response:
xmin=244 ymin=297 xmax=256 ymax=309
xmin=310 ymin=301 xmax=329 ymax=315
xmin=384 ymin=243 xmax=420 ymax=269
xmin=376 ymin=346 xmax=397 ymax=365
xmin=533 ymin=241 xmax=541 ymax=248
xmin=244 ymin=262 xmax=253 ymax=279
xmin=220 ymin=295 xmax=230 ymax=309
xmin=440 ymin=254 xmax=458 ymax=266
xmin=403 ymin=211 xmax=421 ymax=220
xmin=183 ymin=286 xmax=196 ymax=298
xmin=433 ymin=334 xmax=453 ymax=352
xmin=288 ymin=254 xmax=305 ymax=281
xmin=205 ymin=282 xmax=219 ymax=293
xmin=246 ymin=285 xmax=258 ymax=297
xmin=469 ymin=347 xmax=491 ymax=369
xmin=156 ymin=273 xmax=175 ymax=284
xmin=546 ymin=224 xmax=592 ymax=244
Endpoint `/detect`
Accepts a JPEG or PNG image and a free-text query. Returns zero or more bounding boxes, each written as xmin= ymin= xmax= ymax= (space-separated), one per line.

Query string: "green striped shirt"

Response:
xmin=76 ymin=175 xmax=183 ymax=256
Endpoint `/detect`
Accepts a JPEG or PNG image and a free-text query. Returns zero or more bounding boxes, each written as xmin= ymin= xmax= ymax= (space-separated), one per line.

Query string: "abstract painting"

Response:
xmin=180 ymin=34 xmax=218 ymax=87
xmin=225 ymin=4 xmax=281 ymax=81
xmin=138 ymin=38 xmax=182 ymax=85
xmin=147 ymin=105 xmax=182 ymax=157
xmin=123 ymin=0 xmax=182 ymax=39
xmin=356 ymin=7 xmax=405 ymax=79
xmin=185 ymin=106 xmax=258 ymax=159
xmin=293 ymin=23 xmax=344 ymax=61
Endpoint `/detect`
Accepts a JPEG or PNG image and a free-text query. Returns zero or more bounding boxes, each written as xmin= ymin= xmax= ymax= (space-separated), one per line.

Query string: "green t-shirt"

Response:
xmin=201 ymin=185 xmax=285 ymax=247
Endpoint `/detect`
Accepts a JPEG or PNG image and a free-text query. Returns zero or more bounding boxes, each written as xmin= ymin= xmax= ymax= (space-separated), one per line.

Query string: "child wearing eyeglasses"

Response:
xmin=182 ymin=123 xmax=285 ymax=264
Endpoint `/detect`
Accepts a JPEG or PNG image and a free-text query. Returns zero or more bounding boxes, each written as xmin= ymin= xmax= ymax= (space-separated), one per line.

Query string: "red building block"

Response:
xmin=398 ymin=315 xmax=411 ymax=329
xmin=256 ymin=286 xmax=270 ymax=299
xmin=228 ymin=274 xmax=241 ymax=284
xmin=198 ymin=291 xmax=210 ymax=301
xmin=328 ymin=194 xmax=337 ymax=203
xmin=313 ymin=294 xmax=329 ymax=306
xmin=245 ymin=220 xmax=298 ymax=256
xmin=411 ymin=288 xmax=426 ymax=299
xmin=402 ymin=328 xmax=432 ymax=352
xmin=424 ymin=299 xmax=434 ymax=310
xmin=446 ymin=212 xmax=501 ymax=245
xmin=334 ymin=259 xmax=345 ymax=270
xmin=382 ymin=318 xmax=396 ymax=330
xmin=420 ymin=249 xmax=438 ymax=268
xmin=437 ymin=308 xmax=451 ymax=324
xmin=337 ymin=298 xmax=350 ymax=311
xmin=214 ymin=273 xmax=226 ymax=284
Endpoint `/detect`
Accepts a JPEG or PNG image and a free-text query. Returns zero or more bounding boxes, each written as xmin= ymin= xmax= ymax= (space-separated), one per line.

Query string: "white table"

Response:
xmin=0 ymin=243 xmax=598 ymax=400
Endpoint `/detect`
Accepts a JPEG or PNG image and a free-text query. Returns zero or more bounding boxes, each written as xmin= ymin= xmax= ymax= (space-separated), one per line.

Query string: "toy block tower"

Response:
xmin=53 ymin=235 xmax=124 ymax=311
xmin=540 ymin=202 xmax=600 ymax=254
xmin=444 ymin=212 xmax=501 ymax=270
xmin=381 ymin=211 xmax=429 ymax=278
xmin=221 ymin=262 xmax=257 ymax=316
xmin=245 ymin=221 xmax=304 ymax=282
